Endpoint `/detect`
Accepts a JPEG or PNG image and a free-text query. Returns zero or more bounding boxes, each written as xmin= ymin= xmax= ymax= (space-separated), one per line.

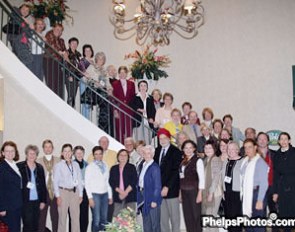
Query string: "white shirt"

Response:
xmin=53 ymin=160 xmax=83 ymax=197
xmin=31 ymin=33 xmax=45 ymax=55
xmin=159 ymin=145 xmax=170 ymax=164
xmin=5 ymin=159 xmax=21 ymax=176
xmin=120 ymin=79 xmax=127 ymax=95
xmin=139 ymin=160 xmax=154 ymax=188
xmin=85 ymin=161 xmax=112 ymax=199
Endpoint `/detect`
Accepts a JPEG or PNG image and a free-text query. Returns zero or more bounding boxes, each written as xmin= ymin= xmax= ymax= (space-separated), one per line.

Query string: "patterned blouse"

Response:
xmin=45 ymin=30 xmax=66 ymax=60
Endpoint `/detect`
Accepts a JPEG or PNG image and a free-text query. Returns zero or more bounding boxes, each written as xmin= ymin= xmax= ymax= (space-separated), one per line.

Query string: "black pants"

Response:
xmin=107 ymin=203 xmax=114 ymax=222
xmin=181 ymin=189 xmax=201 ymax=232
xmin=97 ymin=94 xmax=111 ymax=133
xmin=22 ymin=200 xmax=40 ymax=232
xmin=69 ymin=189 xmax=89 ymax=232
xmin=266 ymin=186 xmax=279 ymax=232
xmin=65 ymin=77 xmax=79 ymax=107
xmin=224 ymin=190 xmax=242 ymax=232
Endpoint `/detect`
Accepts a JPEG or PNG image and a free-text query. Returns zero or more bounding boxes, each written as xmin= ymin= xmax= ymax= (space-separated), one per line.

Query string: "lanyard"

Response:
xmin=25 ymin=163 xmax=37 ymax=182
xmin=66 ymin=162 xmax=74 ymax=177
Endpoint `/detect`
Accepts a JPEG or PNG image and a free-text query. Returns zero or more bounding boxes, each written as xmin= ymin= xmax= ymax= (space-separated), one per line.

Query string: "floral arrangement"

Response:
xmin=24 ymin=0 xmax=73 ymax=26
xmin=125 ymin=45 xmax=171 ymax=80
xmin=105 ymin=207 xmax=142 ymax=232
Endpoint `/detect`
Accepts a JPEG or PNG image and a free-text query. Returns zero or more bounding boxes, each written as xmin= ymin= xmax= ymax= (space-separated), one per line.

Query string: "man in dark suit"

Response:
xmin=154 ymin=128 xmax=182 ymax=232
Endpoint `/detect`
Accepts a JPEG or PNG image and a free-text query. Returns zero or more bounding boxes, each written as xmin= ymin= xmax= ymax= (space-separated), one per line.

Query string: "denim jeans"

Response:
xmin=91 ymin=193 xmax=108 ymax=232
xmin=80 ymin=82 xmax=91 ymax=119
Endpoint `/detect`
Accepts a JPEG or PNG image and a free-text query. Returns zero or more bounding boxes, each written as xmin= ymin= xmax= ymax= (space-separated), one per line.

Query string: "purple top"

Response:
xmin=79 ymin=57 xmax=92 ymax=73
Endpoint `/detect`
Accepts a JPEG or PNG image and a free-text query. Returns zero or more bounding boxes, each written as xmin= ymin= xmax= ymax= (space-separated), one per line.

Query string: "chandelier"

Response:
xmin=110 ymin=0 xmax=205 ymax=46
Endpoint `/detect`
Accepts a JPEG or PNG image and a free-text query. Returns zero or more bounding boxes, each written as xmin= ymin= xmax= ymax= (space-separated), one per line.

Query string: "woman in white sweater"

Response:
xmin=85 ymin=146 xmax=113 ymax=232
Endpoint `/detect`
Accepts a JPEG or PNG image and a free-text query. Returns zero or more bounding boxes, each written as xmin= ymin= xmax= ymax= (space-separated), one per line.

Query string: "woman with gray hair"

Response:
xmin=17 ymin=145 xmax=47 ymax=232
xmin=137 ymin=145 xmax=162 ymax=232
xmin=82 ymin=52 xmax=113 ymax=131
xmin=221 ymin=141 xmax=244 ymax=232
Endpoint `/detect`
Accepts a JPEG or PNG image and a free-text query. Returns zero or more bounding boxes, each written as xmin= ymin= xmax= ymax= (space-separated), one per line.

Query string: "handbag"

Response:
xmin=2 ymin=21 xmax=20 ymax=34
xmin=0 ymin=220 xmax=9 ymax=232
xmin=81 ymin=87 xmax=99 ymax=106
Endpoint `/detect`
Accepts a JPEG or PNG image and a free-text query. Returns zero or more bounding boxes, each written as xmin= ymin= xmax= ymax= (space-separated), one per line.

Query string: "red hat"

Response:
xmin=157 ymin=128 xmax=171 ymax=138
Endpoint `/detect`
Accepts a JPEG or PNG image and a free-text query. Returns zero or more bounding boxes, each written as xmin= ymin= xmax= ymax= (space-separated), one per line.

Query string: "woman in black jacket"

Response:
xmin=131 ymin=80 xmax=156 ymax=144
xmin=109 ymin=149 xmax=137 ymax=217
xmin=17 ymin=145 xmax=46 ymax=232
xmin=0 ymin=141 xmax=22 ymax=232
xmin=273 ymin=132 xmax=295 ymax=231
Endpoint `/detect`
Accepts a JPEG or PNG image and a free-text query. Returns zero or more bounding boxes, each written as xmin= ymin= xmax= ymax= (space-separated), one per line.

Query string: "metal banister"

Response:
xmin=0 ymin=0 xmax=157 ymax=145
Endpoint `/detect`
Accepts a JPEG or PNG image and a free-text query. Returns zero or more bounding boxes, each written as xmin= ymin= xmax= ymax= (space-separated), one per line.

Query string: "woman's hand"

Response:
xmin=119 ymin=191 xmax=128 ymax=200
xmin=114 ymin=110 xmax=120 ymax=119
xmin=0 ymin=211 xmax=6 ymax=217
xmin=151 ymin=202 xmax=157 ymax=208
xmin=137 ymin=109 xmax=146 ymax=114
xmin=161 ymin=187 xmax=169 ymax=197
xmin=148 ymin=118 xmax=154 ymax=123
xmin=56 ymin=197 xmax=62 ymax=206
xmin=255 ymin=201 xmax=263 ymax=210
xmin=273 ymin=194 xmax=278 ymax=203
xmin=196 ymin=190 xmax=202 ymax=203
xmin=39 ymin=203 xmax=46 ymax=210
xmin=178 ymin=191 xmax=182 ymax=203
xmin=89 ymin=198 xmax=95 ymax=208
xmin=109 ymin=198 xmax=113 ymax=205
xmin=79 ymin=197 xmax=83 ymax=204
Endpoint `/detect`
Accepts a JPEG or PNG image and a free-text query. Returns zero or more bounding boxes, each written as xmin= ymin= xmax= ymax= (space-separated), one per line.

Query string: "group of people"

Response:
xmin=1 ymin=128 xmax=295 ymax=232
xmin=2 ymin=3 xmax=295 ymax=232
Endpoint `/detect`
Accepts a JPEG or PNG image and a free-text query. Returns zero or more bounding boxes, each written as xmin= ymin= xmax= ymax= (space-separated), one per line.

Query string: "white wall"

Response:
xmin=7 ymin=0 xmax=295 ymax=140
xmin=0 ymin=41 xmax=123 ymax=159
xmin=59 ymin=0 xmax=295 ymax=139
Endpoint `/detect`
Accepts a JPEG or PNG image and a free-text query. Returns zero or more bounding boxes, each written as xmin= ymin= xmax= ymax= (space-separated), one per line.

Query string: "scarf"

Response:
xmin=43 ymin=156 xmax=54 ymax=200
xmin=240 ymin=154 xmax=260 ymax=217
xmin=96 ymin=160 xmax=106 ymax=174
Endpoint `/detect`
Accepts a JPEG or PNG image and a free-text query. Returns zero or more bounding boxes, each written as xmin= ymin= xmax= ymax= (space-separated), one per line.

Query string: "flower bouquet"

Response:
xmin=25 ymin=0 xmax=73 ymax=26
xmin=125 ymin=45 xmax=171 ymax=81
xmin=105 ymin=207 xmax=142 ymax=232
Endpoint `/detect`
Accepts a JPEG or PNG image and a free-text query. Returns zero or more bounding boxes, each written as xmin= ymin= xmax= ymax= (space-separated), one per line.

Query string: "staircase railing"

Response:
xmin=0 ymin=0 xmax=157 ymax=145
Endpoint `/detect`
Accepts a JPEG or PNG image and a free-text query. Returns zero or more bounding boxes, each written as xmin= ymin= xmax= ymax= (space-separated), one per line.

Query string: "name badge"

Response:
xmin=27 ymin=182 xmax=35 ymax=189
xmin=179 ymin=172 xmax=185 ymax=179
xmin=73 ymin=179 xmax=78 ymax=186
xmin=224 ymin=176 xmax=232 ymax=184
xmin=100 ymin=80 xmax=106 ymax=87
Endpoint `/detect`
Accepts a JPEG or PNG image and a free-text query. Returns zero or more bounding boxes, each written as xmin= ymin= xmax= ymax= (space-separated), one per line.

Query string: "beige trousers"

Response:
xmin=57 ymin=189 xmax=80 ymax=232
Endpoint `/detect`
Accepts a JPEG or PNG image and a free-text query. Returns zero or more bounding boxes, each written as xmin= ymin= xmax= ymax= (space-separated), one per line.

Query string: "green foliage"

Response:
xmin=105 ymin=207 xmax=142 ymax=232
xmin=125 ymin=45 xmax=171 ymax=80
